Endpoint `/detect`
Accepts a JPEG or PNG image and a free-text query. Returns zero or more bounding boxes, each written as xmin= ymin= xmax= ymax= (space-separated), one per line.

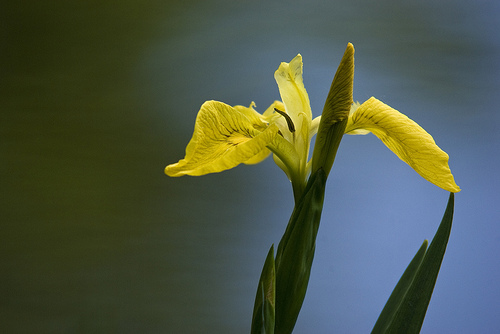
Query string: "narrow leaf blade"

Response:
xmin=386 ymin=193 xmax=455 ymax=334
xmin=371 ymin=240 xmax=428 ymax=334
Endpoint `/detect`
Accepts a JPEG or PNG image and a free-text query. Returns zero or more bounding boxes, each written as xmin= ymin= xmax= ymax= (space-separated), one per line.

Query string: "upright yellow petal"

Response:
xmin=274 ymin=54 xmax=312 ymax=128
xmin=165 ymin=101 xmax=278 ymax=177
xmin=274 ymin=54 xmax=313 ymax=182
xmin=345 ymin=97 xmax=460 ymax=192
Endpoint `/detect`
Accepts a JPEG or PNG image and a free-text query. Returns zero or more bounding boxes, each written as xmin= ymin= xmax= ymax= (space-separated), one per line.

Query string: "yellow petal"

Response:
xmin=233 ymin=102 xmax=268 ymax=132
xmin=241 ymin=102 xmax=292 ymax=166
xmin=262 ymin=101 xmax=285 ymax=118
xmin=345 ymin=97 xmax=460 ymax=192
xmin=165 ymin=101 xmax=278 ymax=177
xmin=274 ymin=54 xmax=312 ymax=128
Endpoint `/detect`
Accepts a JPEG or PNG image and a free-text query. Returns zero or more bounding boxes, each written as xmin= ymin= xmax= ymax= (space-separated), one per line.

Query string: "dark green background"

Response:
xmin=1 ymin=1 xmax=499 ymax=332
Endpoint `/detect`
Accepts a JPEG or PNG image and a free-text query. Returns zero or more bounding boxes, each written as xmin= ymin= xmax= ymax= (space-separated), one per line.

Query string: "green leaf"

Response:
xmin=251 ymin=245 xmax=276 ymax=334
xmin=372 ymin=192 xmax=455 ymax=334
xmin=274 ymin=168 xmax=327 ymax=334
xmin=371 ymin=240 xmax=428 ymax=334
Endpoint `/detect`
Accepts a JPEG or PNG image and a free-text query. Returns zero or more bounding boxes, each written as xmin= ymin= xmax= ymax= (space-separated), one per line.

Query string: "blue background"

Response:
xmin=1 ymin=0 xmax=499 ymax=332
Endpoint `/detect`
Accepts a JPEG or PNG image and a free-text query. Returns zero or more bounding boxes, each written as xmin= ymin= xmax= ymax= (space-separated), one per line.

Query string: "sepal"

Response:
xmin=345 ymin=97 xmax=460 ymax=192
xmin=165 ymin=101 xmax=278 ymax=176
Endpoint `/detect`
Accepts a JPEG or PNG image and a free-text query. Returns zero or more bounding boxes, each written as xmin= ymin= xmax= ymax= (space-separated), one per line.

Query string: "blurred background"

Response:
xmin=1 ymin=0 xmax=499 ymax=333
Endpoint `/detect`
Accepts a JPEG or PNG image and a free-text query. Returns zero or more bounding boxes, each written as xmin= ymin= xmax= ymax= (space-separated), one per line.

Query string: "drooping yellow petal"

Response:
xmin=345 ymin=97 xmax=460 ymax=192
xmin=165 ymin=100 xmax=279 ymax=177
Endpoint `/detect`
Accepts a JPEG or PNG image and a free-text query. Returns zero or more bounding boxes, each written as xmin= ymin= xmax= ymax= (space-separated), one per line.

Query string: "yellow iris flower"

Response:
xmin=165 ymin=44 xmax=460 ymax=195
